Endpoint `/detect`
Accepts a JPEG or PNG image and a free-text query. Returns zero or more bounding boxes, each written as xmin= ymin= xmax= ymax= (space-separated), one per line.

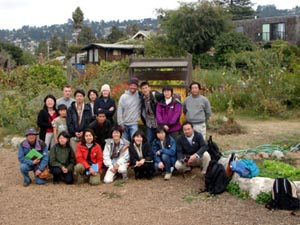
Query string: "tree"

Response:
xmin=214 ymin=31 xmax=254 ymax=66
xmin=106 ymin=26 xmax=124 ymax=43
xmin=50 ymin=32 xmax=60 ymax=52
xmin=36 ymin=41 xmax=48 ymax=59
xmin=159 ymin=1 xmax=232 ymax=54
xmin=72 ymin=7 xmax=84 ymax=29
xmin=214 ymin=0 xmax=255 ymax=19
xmin=60 ymin=33 xmax=68 ymax=54
xmin=0 ymin=42 xmax=23 ymax=65
xmin=125 ymin=23 xmax=139 ymax=37
xmin=77 ymin=26 xmax=96 ymax=45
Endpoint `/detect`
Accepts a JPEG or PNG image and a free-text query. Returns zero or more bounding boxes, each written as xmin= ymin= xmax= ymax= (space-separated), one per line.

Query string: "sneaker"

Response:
xmin=164 ymin=173 xmax=172 ymax=180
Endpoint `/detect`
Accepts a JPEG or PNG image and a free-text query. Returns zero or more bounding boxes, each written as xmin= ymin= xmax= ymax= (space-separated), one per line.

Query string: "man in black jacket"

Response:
xmin=140 ymin=81 xmax=163 ymax=145
xmin=175 ymin=121 xmax=211 ymax=191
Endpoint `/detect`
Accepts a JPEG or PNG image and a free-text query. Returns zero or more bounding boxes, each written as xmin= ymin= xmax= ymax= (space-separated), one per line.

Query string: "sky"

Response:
xmin=0 ymin=0 xmax=299 ymax=30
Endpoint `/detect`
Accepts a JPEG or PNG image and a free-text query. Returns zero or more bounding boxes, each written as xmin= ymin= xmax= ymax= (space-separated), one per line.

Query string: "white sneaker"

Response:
xmin=164 ymin=173 xmax=172 ymax=180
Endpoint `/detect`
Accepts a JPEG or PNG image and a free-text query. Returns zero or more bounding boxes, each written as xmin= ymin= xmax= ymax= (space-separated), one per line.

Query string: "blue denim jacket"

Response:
xmin=18 ymin=139 xmax=49 ymax=171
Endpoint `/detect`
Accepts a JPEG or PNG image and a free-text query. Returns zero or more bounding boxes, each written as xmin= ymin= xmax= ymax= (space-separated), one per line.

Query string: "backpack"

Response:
xmin=207 ymin=136 xmax=222 ymax=161
xmin=205 ymin=160 xmax=229 ymax=195
xmin=266 ymin=178 xmax=300 ymax=211
xmin=230 ymin=159 xmax=260 ymax=178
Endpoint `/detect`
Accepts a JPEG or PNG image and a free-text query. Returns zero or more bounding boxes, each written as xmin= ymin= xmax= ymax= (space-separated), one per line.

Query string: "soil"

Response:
xmin=1 ymin=117 xmax=300 ymax=225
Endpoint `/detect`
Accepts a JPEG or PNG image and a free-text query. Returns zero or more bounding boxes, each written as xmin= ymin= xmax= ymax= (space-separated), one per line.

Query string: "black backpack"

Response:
xmin=207 ymin=136 xmax=222 ymax=161
xmin=265 ymin=178 xmax=300 ymax=211
xmin=205 ymin=160 xmax=229 ymax=195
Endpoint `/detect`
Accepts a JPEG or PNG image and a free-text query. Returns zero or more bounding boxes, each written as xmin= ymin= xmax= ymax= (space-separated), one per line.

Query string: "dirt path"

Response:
xmin=1 ymin=118 xmax=300 ymax=225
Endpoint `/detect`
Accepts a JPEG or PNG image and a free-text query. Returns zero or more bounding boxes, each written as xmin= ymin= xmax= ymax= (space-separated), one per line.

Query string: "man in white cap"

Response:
xmin=94 ymin=84 xmax=116 ymax=124
xmin=18 ymin=127 xmax=49 ymax=186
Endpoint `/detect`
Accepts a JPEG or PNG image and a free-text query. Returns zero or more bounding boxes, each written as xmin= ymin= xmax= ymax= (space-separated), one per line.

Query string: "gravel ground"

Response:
xmin=1 ymin=118 xmax=300 ymax=225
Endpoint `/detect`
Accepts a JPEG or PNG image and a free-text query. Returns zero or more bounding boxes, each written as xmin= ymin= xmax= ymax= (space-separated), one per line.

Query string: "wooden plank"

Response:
xmin=132 ymin=71 xmax=187 ymax=80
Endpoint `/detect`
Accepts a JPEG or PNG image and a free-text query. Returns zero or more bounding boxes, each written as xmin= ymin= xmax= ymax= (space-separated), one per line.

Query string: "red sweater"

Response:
xmin=76 ymin=142 xmax=103 ymax=173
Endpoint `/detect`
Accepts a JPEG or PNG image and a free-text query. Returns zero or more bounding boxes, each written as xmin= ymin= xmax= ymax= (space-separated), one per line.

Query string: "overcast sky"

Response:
xmin=0 ymin=0 xmax=298 ymax=30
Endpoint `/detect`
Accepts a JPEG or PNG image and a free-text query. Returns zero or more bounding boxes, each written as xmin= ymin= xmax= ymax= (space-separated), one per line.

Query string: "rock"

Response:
xmin=11 ymin=137 xmax=24 ymax=148
xmin=244 ymin=152 xmax=256 ymax=160
xmin=271 ymin=150 xmax=284 ymax=159
xmin=255 ymin=152 xmax=269 ymax=160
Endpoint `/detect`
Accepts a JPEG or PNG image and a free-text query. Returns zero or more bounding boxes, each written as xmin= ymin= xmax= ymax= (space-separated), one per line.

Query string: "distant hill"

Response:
xmin=0 ymin=18 xmax=159 ymax=52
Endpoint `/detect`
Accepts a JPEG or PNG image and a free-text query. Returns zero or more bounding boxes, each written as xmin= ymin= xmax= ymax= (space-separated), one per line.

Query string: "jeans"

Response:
xmin=146 ymin=126 xmax=156 ymax=145
xmin=122 ymin=124 xmax=138 ymax=142
xmin=20 ymin=163 xmax=46 ymax=185
xmin=154 ymin=154 xmax=176 ymax=173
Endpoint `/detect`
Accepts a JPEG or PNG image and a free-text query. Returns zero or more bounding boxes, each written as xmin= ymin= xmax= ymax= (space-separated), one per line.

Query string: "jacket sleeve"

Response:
xmin=38 ymin=144 xmax=49 ymax=171
xmin=67 ymin=148 xmax=76 ymax=172
xmin=151 ymin=141 xmax=161 ymax=163
xmin=67 ymin=108 xmax=75 ymax=136
xmin=103 ymin=143 xmax=113 ymax=168
xmin=49 ymin=146 xmax=62 ymax=168
xmin=76 ymin=143 xmax=90 ymax=169
xmin=37 ymin=110 xmax=52 ymax=129
xmin=156 ymin=103 xmax=163 ymax=125
xmin=95 ymin=144 xmax=103 ymax=173
xmin=129 ymin=145 xmax=138 ymax=166
xmin=204 ymin=98 xmax=212 ymax=120
xmin=18 ymin=145 xmax=33 ymax=166
xmin=104 ymin=99 xmax=116 ymax=118
xmin=160 ymin=137 xmax=176 ymax=157
xmin=117 ymin=96 xmax=124 ymax=125
xmin=168 ymin=102 xmax=182 ymax=125
xmin=195 ymin=134 xmax=208 ymax=158
xmin=116 ymin=147 xmax=129 ymax=166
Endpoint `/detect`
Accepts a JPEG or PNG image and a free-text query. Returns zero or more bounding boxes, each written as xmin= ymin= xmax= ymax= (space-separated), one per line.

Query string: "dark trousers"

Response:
xmin=134 ymin=163 xmax=154 ymax=179
xmin=51 ymin=166 xmax=73 ymax=184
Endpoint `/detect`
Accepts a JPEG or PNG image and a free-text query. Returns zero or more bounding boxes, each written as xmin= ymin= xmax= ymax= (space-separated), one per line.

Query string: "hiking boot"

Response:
xmin=199 ymin=173 xmax=206 ymax=193
xmin=164 ymin=173 xmax=172 ymax=180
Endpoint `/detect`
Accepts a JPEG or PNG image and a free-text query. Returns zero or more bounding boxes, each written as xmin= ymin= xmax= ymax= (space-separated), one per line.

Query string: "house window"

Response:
xmin=271 ymin=23 xmax=285 ymax=40
xmin=262 ymin=24 xmax=270 ymax=41
xmin=94 ymin=49 xmax=98 ymax=62
xmin=89 ymin=50 xmax=93 ymax=62
xmin=113 ymin=50 xmax=121 ymax=56
xmin=235 ymin=26 xmax=244 ymax=33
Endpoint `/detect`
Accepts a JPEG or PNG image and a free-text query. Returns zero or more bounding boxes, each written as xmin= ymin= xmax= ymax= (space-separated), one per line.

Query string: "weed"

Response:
xmin=102 ymin=191 xmax=121 ymax=199
xmin=226 ymin=181 xmax=249 ymax=200
xmin=255 ymin=191 xmax=272 ymax=204
xmin=113 ymin=180 xmax=127 ymax=187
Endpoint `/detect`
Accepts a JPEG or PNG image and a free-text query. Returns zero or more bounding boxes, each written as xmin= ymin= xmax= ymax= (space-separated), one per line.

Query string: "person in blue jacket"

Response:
xmin=152 ymin=126 xmax=176 ymax=180
xmin=18 ymin=127 xmax=49 ymax=187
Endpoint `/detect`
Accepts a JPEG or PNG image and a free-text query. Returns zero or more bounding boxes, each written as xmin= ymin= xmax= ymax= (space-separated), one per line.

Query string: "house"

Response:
xmin=234 ymin=15 xmax=300 ymax=46
xmin=81 ymin=43 xmax=143 ymax=64
xmin=131 ymin=30 xmax=153 ymax=40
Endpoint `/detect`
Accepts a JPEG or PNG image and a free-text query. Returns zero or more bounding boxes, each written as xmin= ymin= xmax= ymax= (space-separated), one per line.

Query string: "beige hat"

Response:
xmin=101 ymin=84 xmax=110 ymax=92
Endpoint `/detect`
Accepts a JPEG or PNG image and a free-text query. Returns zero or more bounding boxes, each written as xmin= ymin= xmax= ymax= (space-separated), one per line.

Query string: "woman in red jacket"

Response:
xmin=74 ymin=129 xmax=103 ymax=185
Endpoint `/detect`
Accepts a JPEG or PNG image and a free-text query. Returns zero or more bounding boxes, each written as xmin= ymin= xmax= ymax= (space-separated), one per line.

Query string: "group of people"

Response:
xmin=18 ymin=80 xmax=212 ymax=191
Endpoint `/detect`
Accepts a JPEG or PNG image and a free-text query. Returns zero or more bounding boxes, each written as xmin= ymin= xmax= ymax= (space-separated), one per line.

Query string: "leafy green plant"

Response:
xmin=258 ymin=160 xmax=300 ymax=181
xmin=255 ymin=191 xmax=272 ymax=204
xmin=226 ymin=181 xmax=249 ymax=200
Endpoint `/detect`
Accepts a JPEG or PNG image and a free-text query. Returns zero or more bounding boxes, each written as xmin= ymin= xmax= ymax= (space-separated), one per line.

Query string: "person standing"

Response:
xmin=175 ymin=122 xmax=211 ymax=192
xmin=56 ymin=84 xmax=75 ymax=109
xmin=117 ymin=79 xmax=141 ymax=141
xmin=87 ymin=89 xmax=98 ymax=119
xmin=18 ymin=127 xmax=49 ymax=187
xmin=156 ymin=85 xmax=182 ymax=139
xmin=67 ymin=89 xmax=92 ymax=151
xmin=140 ymin=81 xmax=163 ymax=145
xmin=37 ymin=94 xmax=58 ymax=150
xmin=53 ymin=104 xmax=68 ymax=144
xmin=183 ymin=81 xmax=212 ymax=140
xmin=94 ymin=84 xmax=116 ymax=125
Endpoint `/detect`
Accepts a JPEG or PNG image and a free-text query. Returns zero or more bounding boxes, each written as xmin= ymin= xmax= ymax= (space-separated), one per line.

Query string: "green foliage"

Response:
xmin=226 ymin=181 xmax=249 ymax=200
xmin=20 ymin=51 xmax=37 ymax=65
xmin=255 ymin=191 xmax=272 ymax=204
xmin=214 ymin=32 xmax=254 ymax=66
xmin=258 ymin=160 xmax=300 ymax=181
xmin=159 ymin=1 xmax=232 ymax=54
xmin=78 ymin=26 xmax=96 ymax=45
xmin=0 ymin=41 xmax=23 ymax=65
xmin=106 ymin=26 xmax=125 ymax=43
xmin=144 ymin=35 xmax=185 ymax=57
xmin=72 ymin=7 xmax=84 ymax=29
